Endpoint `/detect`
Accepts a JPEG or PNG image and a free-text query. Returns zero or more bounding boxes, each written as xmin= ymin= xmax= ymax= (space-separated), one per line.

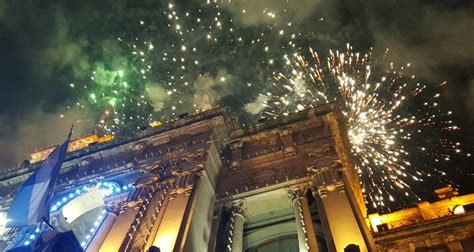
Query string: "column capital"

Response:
xmin=230 ymin=200 xmax=248 ymax=220
xmin=287 ymin=186 xmax=310 ymax=204
xmin=307 ymin=162 xmax=345 ymax=198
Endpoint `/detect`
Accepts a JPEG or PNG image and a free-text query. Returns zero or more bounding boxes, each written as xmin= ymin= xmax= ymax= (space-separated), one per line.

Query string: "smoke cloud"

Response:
xmin=145 ymin=84 xmax=169 ymax=112
xmin=0 ymin=0 xmax=6 ymax=21
xmin=37 ymin=12 xmax=90 ymax=79
xmin=244 ymin=94 xmax=268 ymax=115
xmin=0 ymin=108 xmax=92 ymax=170
xmin=193 ymin=70 xmax=234 ymax=110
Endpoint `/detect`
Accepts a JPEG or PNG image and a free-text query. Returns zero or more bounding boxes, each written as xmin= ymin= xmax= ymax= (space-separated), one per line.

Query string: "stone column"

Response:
xmin=308 ymin=165 xmax=373 ymax=252
xmin=288 ymin=188 xmax=320 ymax=252
xmin=229 ymin=201 xmax=247 ymax=252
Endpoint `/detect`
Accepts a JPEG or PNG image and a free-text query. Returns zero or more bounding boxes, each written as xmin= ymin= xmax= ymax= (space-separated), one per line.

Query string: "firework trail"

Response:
xmin=259 ymin=44 xmax=463 ymax=210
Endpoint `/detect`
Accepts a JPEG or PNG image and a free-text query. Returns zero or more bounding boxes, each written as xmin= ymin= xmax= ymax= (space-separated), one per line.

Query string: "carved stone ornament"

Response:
xmin=287 ymin=186 xmax=309 ymax=204
xmin=307 ymin=161 xmax=345 ymax=198
xmin=230 ymin=200 xmax=248 ymax=220
xmin=229 ymin=139 xmax=243 ymax=150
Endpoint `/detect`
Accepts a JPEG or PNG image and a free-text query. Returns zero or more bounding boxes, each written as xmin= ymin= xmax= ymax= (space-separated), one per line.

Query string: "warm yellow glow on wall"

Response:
xmin=154 ymin=233 xmax=175 ymax=252
xmin=150 ymin=121 xmax=162 ymax=127
xmin=30 ymin=133 xmax=114 ymax=163
xmin=152 ymin=193 xmax=189 ymax=252
xmin=321 ymin=190 xmax=369 ymax=252
xmin=368 ymin=192 xmax=474 ymax=231
xmin=99 ymin=207 xmax=139 ymax=252
xmin=97 ymin=135 xmax=115 ymax=143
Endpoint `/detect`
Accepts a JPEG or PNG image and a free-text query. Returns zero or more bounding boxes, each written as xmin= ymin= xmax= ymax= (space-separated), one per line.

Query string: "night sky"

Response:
xmin=0 ymin=0 xmax=472 ymax=204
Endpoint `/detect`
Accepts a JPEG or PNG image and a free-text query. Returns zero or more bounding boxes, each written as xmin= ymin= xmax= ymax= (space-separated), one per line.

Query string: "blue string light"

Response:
xmin=19 ymin=181 xmax=133 ymax=249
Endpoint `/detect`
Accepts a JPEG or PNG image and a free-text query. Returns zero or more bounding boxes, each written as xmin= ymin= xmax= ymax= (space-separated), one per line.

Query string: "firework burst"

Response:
xmin=65 ymin=1 xmax=297 ymax=135
xmin=262 ymin=44 xmax=462 ymax=210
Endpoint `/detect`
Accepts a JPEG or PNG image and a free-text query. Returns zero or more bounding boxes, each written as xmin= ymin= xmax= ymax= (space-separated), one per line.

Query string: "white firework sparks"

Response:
xmin=263 ymin=44 xmax=462 ymax=210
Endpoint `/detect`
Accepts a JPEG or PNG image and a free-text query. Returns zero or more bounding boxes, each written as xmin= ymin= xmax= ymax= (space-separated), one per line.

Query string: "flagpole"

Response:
xmin=68 ymin=124 xmax=74 ymax=140
xmin=42 ymin=217 xmax=55 ymax=230
xmin=41 ymin=124 xmax=73 ymax=231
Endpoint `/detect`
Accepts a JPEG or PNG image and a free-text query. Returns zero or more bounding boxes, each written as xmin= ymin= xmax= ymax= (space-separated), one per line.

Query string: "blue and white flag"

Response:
xmin=6 ymin=128 xmax=72 ymax=228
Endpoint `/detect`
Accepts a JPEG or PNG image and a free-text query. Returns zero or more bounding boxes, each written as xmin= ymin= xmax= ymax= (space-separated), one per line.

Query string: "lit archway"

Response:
xmin=52 ymin=182 xmax=125 ymax=248
xmin=15 ymin=181 xmax=131 ymax=249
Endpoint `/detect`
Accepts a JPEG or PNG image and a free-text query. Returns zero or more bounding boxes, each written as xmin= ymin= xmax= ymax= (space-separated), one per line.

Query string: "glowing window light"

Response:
xmin=453 ymin=205 xmax=465 ymax=215
xmin=368 ymin=213 xmax=383 ymax=232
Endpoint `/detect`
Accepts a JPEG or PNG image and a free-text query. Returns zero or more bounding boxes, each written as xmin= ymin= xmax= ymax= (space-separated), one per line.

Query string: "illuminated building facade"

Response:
xmin=0 ymin=105 xmax=473 ymax=251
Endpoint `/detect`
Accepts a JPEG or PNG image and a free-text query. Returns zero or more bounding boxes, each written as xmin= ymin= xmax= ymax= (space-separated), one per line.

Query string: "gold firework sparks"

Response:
xmin=265 ymin=44 xmax=463 ymax=210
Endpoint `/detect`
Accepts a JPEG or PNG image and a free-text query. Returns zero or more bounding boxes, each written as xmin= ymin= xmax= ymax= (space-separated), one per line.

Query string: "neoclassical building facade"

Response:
xmin=0 ymin=105 xmax=473 ymax=251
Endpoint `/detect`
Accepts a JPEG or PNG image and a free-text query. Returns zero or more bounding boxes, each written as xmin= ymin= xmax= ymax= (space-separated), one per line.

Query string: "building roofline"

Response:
xmin=232 ymin=103 xmax=339 ymax=138
xmin=0 ymin=106 xmax=233 ymax=181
